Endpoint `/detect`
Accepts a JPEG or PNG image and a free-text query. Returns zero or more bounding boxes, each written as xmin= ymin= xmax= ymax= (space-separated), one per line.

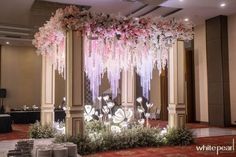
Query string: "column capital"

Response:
xmin=168 ymin=103 xmax=186 ymax=114
xmin=41 ymin=105 xmax=55 ymax=112
xmin=65 ymin=106 xmax=84 ymax=115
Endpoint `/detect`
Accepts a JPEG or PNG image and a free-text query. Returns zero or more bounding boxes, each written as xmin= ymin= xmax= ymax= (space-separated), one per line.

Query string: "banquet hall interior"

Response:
xmin=0 ymin=0 xmax=236 ymax=157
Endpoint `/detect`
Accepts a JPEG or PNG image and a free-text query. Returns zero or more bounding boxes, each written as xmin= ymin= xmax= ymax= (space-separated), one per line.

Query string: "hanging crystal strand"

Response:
xmin=84 ymin=36 xmax=103 ymax=102
xmin=162 ymin=47 xmax=169 ymax=70
xmin=58 ymin=37 xmax=65 ymax=78
xmin=106 ymin=38 xmax=120 ymax=99
xmin=59 ymin=37 xmax=65 ymax=79
xmin=156 ymin=47 xmax=162 ymax=75
xmin=138 ymin=49 xmax=153 ymax=99
xmin=93 ymin=39 xmax=102 ymax=102
xmin=53 ymin=44 xmax=58 ymax=72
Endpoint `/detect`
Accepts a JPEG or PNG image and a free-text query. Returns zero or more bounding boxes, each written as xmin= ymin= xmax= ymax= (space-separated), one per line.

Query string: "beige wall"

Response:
xmin=150 ymin=69 xmax=161 ymax=112
xmin=1 ymin=46 xmax=42 ymax=109
xmin=1 ymin=45 xmax=65 ymax=110
xmin=194 ymin=16 xmax=236 ymax=124
xmin=228 ymin=14 xmax=236 ymax=125
xmin=194 ymin=24 xmax=209 ymax=122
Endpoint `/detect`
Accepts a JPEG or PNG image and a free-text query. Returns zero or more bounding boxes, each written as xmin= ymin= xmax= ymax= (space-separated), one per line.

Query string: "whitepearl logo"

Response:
xmin=196 ymin=138 xmax=235 ymax=155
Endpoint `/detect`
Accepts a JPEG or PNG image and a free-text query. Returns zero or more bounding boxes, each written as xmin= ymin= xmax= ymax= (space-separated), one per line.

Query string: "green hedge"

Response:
xmin=164 ymin=128 xmax=194 ymax=146
xmin=54 ymin=121 xmax=194 ymax=155
xmin=29 ymin=121 xmax=56 ymax=139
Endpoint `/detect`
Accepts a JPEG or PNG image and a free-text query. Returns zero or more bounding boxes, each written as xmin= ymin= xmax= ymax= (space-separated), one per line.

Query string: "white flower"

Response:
xmin=120 ymin=122 xmax=128 ymax=128
xmin=146 ymin=102 xmax=153 ymax=108
xmin=102 ymin=105 xmax=109 ymax=114
xmin=99 ymin=114 xmax=103 ymax=118
xmin=137 ymin=106 xmax=145 ymax=113
xmin=97 ymin=96 xmax=102 ymax=101
xmin=95 ymin=111 xmax=99 ymax=116
xmin=136 ymin=97 xmax=143 ymax=103
xmin=160 ymin=128 xmax=167 ymax=136
xmin=138 ymin=119 xmax=145 ymax=125
xmin=113 ymin=108 xmax=133 ymax=127
xmin=107 ymin=102 xmax=115 ymax=109
xmin=108 ymin=114 xmax=112 ymax=119
xmin=103 ymin=95 xmax=109 ymax=101
xmin=89 ymin=132 xmax=101 ymax=141
xmin=84 ymin=105 xmax=95 ymax=121
xmin=145 ymin=113 xmax=150 ymax=118
xmin=111 ymin=125 xmax=121 ymax=133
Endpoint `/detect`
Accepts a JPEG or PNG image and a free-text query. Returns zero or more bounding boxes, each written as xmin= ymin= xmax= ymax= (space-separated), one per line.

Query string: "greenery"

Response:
xmin=29 ymin=120 xmax=194 ymax=154
xmin=85 ymin=120 xmax=106 ymax=134
xmin=29 ymin=121 xmax=57 ymax=139
xmin=54 ymin=121 xmax=194 ymax=155
xmin=164 ymin=128 xmax=194 ymax=146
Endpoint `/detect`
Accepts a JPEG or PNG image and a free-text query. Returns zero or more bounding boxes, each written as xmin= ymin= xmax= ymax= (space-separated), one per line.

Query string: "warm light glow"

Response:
xmin=220 ymin=3 xmax=226 ymax=7
xmin=6 ymin=41 xmax=10 ymax=45
xmin=184 ymin=18 xmax=189 ymax=22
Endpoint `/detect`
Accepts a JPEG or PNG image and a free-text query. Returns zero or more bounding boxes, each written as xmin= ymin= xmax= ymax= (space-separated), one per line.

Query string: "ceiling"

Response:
xmin=0 ymin=0 xmax=236 ymax=46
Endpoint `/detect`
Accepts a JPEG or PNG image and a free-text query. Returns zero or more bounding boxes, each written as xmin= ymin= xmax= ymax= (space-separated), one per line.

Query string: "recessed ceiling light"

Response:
xmin=184 ymin=18 xmax=189 ymax=22
xmin=6 ymin=41 xmax=10 ymax=45
xmin=179 ymin=0 xmax=184 ymax=2
xmin=220 ymin=3 xmax=226 ymax=7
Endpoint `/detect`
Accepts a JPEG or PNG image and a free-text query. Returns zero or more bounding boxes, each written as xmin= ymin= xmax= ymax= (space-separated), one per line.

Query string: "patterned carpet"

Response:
xmin=0 ymin=124 xmax=29 ymax=141
xmin=84 ymin=135 xmax=236 ymax=157
xmin=148 ymin=120 xmax=209 ymax=129
xmin=0 ymin=121 xmax=235 ymax=157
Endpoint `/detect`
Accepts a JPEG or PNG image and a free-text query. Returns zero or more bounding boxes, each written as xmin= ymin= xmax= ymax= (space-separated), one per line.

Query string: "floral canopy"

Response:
xmin=33 ymin=6 xmax=193 ymax=102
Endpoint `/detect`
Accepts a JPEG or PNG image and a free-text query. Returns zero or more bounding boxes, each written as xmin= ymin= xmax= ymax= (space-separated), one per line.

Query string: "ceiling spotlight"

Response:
xmin=220 ymin=3 xmax=226 ymax=7
xmin=6 ymin=41 xmax=10 ymax=45
xmin=184 ymin=18 xmax=189 ymax=22
xmin=179 ymin=0 xmax=184 ymax=2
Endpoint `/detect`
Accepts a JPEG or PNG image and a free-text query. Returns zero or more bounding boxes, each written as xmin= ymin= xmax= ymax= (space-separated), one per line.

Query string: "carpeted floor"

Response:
xmin=84 ymin=135 xmax=236 ymax=157
xmin=0 ymin=121 xmax=235 ymax=157
xmin=148 ymin=120 xmax=209 ymax=129
xmin=0 ymin=124 xmax=29 ymax=141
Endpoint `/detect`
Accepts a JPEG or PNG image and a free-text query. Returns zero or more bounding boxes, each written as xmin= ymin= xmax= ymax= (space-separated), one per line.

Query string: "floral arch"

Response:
xmin=33 ymin=6 xmax=193 ymax=102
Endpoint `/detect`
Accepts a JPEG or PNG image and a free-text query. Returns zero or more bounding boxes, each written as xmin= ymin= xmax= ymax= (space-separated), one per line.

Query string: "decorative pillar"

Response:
xmin=168 ymin=41 xmax=186 ymax=129
xmin=65 ymin=30 xmax=84 ymax=137
xmin=121 ymin=68 xmax=136 ymax=114
xmin=41 ymin=56 xmax=55 ymax=125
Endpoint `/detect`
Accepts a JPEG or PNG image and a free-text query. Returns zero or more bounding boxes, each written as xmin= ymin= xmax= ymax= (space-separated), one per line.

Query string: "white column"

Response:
xmin=168 ymin=41 xmax=186 ymax=129
xmin=121 ymin=68 xmax=136 ymax=113
xmin=41 ymin=56 xmax=55 ymax=125
xmin=65 ymin=30 xmax=84 ymax=137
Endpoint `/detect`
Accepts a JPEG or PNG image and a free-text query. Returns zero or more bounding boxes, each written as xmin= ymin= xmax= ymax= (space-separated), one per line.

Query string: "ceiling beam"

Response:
xmin=139 ymin=6 xmax=161 ymax=17
xmin=0 ymin=25 xmax=32 ymax=31
xmin=162 ymin=8 xmax=182 ymax=17
xmin=126 ymin=4 xmax=149 ymax=17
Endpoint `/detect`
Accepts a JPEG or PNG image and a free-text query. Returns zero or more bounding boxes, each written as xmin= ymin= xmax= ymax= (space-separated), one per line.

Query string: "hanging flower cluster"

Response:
xmin=33 ymin=6 xmax=193 ymax=101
